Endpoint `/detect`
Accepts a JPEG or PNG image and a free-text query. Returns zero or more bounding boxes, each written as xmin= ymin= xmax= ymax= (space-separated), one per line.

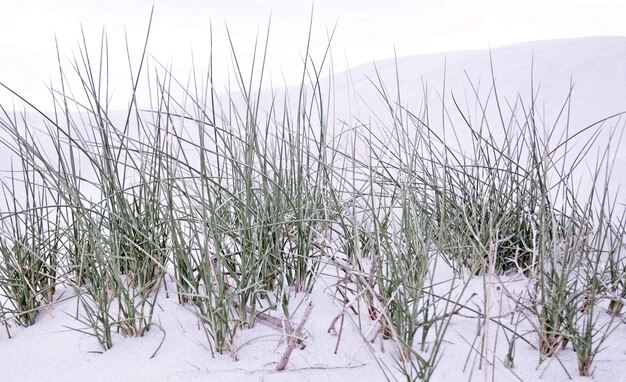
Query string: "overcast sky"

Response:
xmin=2 ymin=0 xmax=625 ymax=109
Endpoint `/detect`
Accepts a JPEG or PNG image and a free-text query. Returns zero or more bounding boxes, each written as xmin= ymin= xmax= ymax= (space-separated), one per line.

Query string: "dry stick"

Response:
xmin=276 ymin=301 xmax=314 ymax=371
xmin=256 ymin=312 xmax=294 ymax=335
xmin=328 ymin=287 xmax=369 ymax=334
xmin=231 ymin=301 xmax=295 ymax=335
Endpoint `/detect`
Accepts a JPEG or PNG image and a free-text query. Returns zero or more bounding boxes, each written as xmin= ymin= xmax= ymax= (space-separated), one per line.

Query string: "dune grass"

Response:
xmin=0 ymin=15 xmax=625 ymax=381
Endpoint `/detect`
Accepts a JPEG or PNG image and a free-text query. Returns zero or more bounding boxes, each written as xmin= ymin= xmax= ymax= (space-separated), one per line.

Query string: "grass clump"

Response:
xmin=0 ymin=12 xmax=625 ymax=381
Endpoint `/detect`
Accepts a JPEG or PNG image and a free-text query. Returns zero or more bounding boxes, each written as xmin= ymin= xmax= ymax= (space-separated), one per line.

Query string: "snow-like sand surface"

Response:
xmin=1 ymin=36 xmax=625 ymax=381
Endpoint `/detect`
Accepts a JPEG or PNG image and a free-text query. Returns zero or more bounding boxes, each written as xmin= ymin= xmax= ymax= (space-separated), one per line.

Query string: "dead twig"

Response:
xmin=276 ymin=301 xmax=314 ymax=371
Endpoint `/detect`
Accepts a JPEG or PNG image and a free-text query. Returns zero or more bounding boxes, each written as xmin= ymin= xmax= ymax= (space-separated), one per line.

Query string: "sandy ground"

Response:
xmin=1 ymin=37 xmax=625 ymax=381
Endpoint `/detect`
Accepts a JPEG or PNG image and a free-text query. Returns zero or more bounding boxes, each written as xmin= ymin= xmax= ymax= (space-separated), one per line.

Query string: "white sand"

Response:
xmin=0 ymin=36 xmax=625 ymax=381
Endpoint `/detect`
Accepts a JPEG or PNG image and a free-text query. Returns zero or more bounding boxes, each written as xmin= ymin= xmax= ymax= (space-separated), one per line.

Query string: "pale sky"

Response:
xmin=1 ymin=0 xmax=625 ymax=109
